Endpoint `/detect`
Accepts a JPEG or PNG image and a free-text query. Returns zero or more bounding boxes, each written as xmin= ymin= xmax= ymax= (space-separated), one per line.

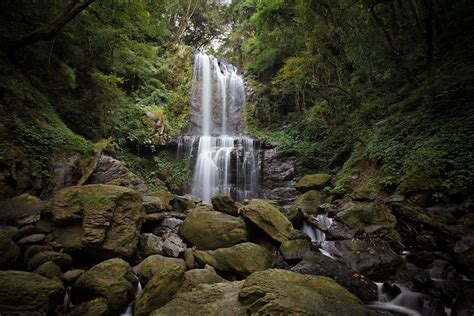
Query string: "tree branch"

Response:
xmin=1 ymin=0 xmax=96 ymax=53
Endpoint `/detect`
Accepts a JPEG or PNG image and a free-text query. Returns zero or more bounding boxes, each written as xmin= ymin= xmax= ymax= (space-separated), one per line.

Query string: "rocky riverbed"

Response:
xmin=0 ymin=153 xmax=473 ymax=315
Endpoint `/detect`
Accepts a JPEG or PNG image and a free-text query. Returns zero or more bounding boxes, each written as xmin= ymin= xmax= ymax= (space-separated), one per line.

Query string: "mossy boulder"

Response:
xmin=179 ymin=265 xmax=227 ymax=293
xmin=26 ymin=250 xmax=73 ymax=271
xmin=336 ymin=201 xmax=399 ymax=240
xmin=295 ymin=173 xmax=332 ymax=192
xmin=61 ymin=269 xmax=85 ymax=284
xmin=179 ymin=206 xmax=248 ymax=250
xmin=241 ymin=199 xmax=293 ymax=243
xmin=211 ymin=195 xmax=241 ymax=216
xmin=133 ymin=254 xmax=186 ymax=285
xmin=142 ymin=195 xmax=166 ymax=214
xmin=279 ymin=239 xmax=312 ymax=260
xmin=239 ymin=269 xmax=372 ymax=315
xmin=294 ymin=190 xmax=324 ymax=214
xmin=16 ymin=233 xmax=45 ymax=245
xmin=152 ymin=190 xmax=174 ymax=208
xmin=134 ymin=261 xmax=187 ymax=316
xmin=0 ymin=233 xmax=20 ymax=269
xmin=193 ymin=242 xmax=274 ymax=277
xmin=51 ymin=184 xmax=144 ymax=259
xmin=151 ymin=281 xmax=245 ymax=316
xmin=34 ymin=261 xmax=62 ymax=279
xmin=0 ymin=270 xmax=64 ymax=315
xmin=0 ymin=193 xmax=45 ymax=226
xmin=67 ymin=298 xmax=109 ymax=316
xmin=73 ymin=258 xmax=137 ymax=315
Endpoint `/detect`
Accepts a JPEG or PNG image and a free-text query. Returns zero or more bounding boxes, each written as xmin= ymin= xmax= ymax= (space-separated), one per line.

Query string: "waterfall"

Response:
xmin=181 ymin=52 xmax=259 ymax=203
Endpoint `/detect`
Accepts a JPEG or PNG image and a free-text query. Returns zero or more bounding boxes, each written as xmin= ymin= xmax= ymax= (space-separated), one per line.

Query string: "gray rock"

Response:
xmin=139 ymin=232 xmax=186 ymax=258
xmin=260 ymin=148 xmax=298 ymax=205
xmin=327 ymin=240 xmax=404 ymax=280
xmin=87 ymin=155 xmax=149 ymax=193
xmin=291 ymin=252 xmax=378 ymax=302
xmin=0 ymin=194 xmax=45 ymax=227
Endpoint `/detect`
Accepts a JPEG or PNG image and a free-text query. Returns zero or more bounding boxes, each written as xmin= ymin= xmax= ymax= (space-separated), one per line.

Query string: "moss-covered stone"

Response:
xmin=73 ymin=258 xmax=137 ymax=315
xmin=179 ymin=265 xmax=227 ymax=293
xmin=241 ymin=199 xmax=293 ymax=243
xmin=295 ymin=173 xmax=332 ymax=192
xmin=193 ymin=242 xmax=274 ymax=277
xmin=184 ymin=248 xmax=195 ymax=269
xmin=179 ymin=206 xmax=248 ymax=250
xmin=279 ymin=239 xmax=311 ymax=260
xmin=34 ymin=261 xmax=62 ymax=278
xmin=51 ymin=184 xmax=144 ymax=259
xmin=0 ymin=270 xmax=64 ymax=315
xmin=0 ymin=233 xmax=20 ymax=269
xmin=133 ymin=254 xmax=186 ymax=285
xmin=211 ymin=195 xmax=241 ymax=216
xmin=134 ymin=261 xmax=187 ymax=316
xmin=239 ymin=269 xmax=372 ymax=315
xmin=67 ymin=297 xmax=109 ymax=316
xmin=26 ymin=250 xmax=72 ymax=271
xmin=294 ymin=190 xmax=324 ymax=214
xmin=16 ymin=233 xmax=45 ymax=245
xmin=152 ymin=190 xmax=175 ymax=208
xmin=62 ymin=269 xmax=85 ymax=284
xmin=336 ymin=201 xmax=399 ymax=239
xmin=151 ymin=281 xmax=245 ymax=316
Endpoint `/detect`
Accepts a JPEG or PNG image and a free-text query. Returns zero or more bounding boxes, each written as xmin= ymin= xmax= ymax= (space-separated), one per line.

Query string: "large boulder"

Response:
xmin=51 ymin=184 xmax=143 ymax=259
xmin=134 ymin=260 xmax=187 ymax=316
xmin=67 ymin=298 xmax=109 ymax=316
xmin=239 ymin=269 xmax=371 ymax=315
xmin=179 ymin=206 xmax=248 ymax=250
xmin=193 ymin=242 xmax=275 ymax=277
xmin=241 ymin=199 xmax=292 ymax=243
xmin=73 ymin=258 xmax=137 ymax=315
xmin=133 ymin=254 xmax=186 ymax=285
xmin=0 ymin=233 xmax=20 ymax=269
xmin=294 ymin=190 xmax=324 ymax=214
xmin=335 ymin=201 xmax=399 ymax=240
xmin=151 ymin=281 xmax=245 ymax=316
xmin=87 ymin=155 xmax=149 ymax=193
xmin=179 ymin=265 xmax=227 ymax=293
xmin=295 ymin=173 xmax=332 ymax=192
xmin=327 ymin=240 xmax=404 ymax=280
xmin=0 ymin=270 xmax=63 ymax=315
xmin=211 ymin=195 xmax=240 ymax=216
xmin=0 ymin=193 xmax=45 ymax=226
xmin=291 ymin=252 xmax=378 ymax=302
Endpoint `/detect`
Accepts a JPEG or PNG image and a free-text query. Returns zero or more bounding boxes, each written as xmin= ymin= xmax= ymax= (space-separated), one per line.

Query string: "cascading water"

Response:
xmin=180 ymin=52 xmax=259 ymax=203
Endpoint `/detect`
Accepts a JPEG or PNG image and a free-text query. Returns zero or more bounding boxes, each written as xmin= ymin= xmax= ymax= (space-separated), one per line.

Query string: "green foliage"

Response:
xmin=153 ymin=151 xmax=191 ymax=193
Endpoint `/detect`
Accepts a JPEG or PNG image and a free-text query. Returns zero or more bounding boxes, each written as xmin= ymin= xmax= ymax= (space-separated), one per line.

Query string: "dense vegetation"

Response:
xmin=0 ymin=0 xmax=223 ymax=197
xmin=0 ymin=0 xmax=473 ymax=203
xmin=219 ymin=0 xmax=474 ymax=199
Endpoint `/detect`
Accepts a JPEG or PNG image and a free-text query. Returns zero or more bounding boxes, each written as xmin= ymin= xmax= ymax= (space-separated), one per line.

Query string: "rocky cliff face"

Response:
xmin=260 ymin=147 xmax=298 ymax=205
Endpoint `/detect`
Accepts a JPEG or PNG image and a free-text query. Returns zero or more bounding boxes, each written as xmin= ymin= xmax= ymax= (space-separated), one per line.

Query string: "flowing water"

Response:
xmin=179 ymin=52 xmax=259 ymax=203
